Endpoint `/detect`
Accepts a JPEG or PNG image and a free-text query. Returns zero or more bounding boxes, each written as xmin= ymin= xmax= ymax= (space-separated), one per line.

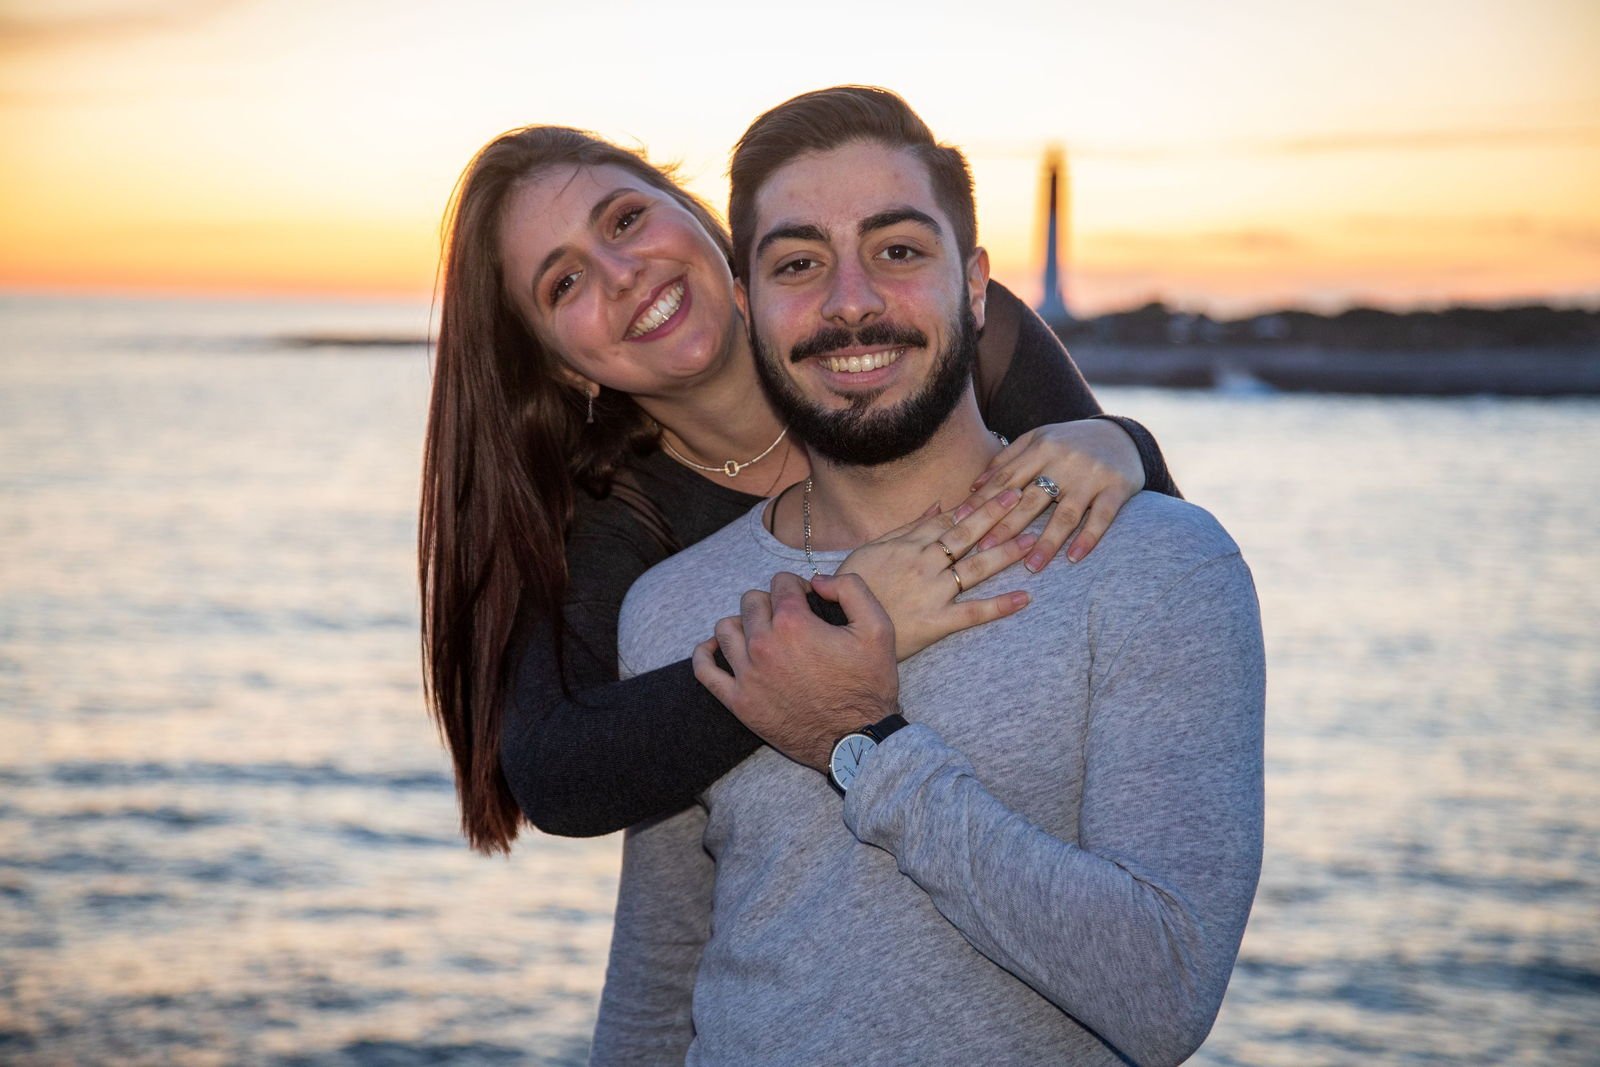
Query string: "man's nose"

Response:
xmin=820 ymin=259 xmax=886 ymax=327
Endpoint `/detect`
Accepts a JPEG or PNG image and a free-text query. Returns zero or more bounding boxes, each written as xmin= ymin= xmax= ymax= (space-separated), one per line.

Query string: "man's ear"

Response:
xmin=965 ymin=247 xmax=990 ymax=332
xmin=734 ymin=277 xmax=750 ymax=323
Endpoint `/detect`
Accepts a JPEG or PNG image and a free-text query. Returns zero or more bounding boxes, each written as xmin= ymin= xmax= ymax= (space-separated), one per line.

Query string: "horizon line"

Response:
xmin=5 ymin=281 xmax=1596 ymax=322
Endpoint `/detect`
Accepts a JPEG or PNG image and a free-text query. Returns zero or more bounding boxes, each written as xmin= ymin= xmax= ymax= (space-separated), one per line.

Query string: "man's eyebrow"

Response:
xmin=530 ymin=187 xmax=638 ymax=295
xmin=860 ymin=207 xmax=942 ymax=239
xmin=755 ymin=223 xmax=829 ymax=262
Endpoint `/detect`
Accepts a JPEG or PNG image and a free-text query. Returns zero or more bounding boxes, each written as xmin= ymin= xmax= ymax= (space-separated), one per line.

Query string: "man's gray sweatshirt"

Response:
xmin=591 ymin=492 xmax=1265 ymax=1066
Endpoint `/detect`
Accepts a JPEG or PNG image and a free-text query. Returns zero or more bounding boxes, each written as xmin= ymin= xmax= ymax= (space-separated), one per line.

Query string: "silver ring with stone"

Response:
xmin=1032 ymin=475 xmax=1061 ymax=500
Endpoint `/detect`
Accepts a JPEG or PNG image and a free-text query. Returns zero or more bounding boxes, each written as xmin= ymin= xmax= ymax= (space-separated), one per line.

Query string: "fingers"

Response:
xmin=953 ymin=532 xmax=1037 ymax=591
xmin=971 ymin=482 xmax=1057 ymax=554
xmin=769 ymin=570 xmax=822 ymax=634
xmin=957 ymin=451 xmax=1047 ymax=520
xmin=961 ymin=420 xmax=1140 ymax=521
xmin=769 ymin=570 xmax=810 ymax=603
xmin=970 ymin=451 xmax=1026 ymax=495
xmin=953 ymin=477 xmax=1009 ymax=521
xmin=692 ymin=637 xmax=736 ymax=705
xmin=809 ymin=570 xmax=843 ymax=603
xmin=942 ymin=586 xmax=1032 ymax=635
xmin=873 ymin=502 xmax=943 ymax=544
xmin=908 ymin=501 xmax=959 ymax=540
xmin=713 ymin=614 xmax=749 ymax=675
xmin=811 ymin=572 xmax=892 ymax=640
xmin=970 ymin=428 xmax=1033 ymax=492
xmin=1064 ymin=491 xmax=1121 ymax=563
xmin=739 ymin=588 xmax=774 ymax=639
xmin=938 ymin=487 xmax=1023 ymax=557
xmin=1011 ymin=491 xmax=1082 ymax=571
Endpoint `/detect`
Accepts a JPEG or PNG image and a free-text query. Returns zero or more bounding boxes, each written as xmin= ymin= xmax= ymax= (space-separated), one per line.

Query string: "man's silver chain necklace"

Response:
xmin=800 ymin=433 xmax=1005 ymax=579
xmin=801 ymin=477 xmax=818 ymax=577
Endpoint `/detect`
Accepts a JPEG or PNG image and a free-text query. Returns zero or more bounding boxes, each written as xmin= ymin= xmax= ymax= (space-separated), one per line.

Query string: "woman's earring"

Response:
xmin=586 ymin=388 xmax=595 ymax=425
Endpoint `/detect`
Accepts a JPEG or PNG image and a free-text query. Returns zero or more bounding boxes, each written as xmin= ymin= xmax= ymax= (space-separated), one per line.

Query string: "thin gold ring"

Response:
xmin=935 ymin=539 xmax=957 ymax=563
xmin=950 ymin=568 xmax=964 ymax=594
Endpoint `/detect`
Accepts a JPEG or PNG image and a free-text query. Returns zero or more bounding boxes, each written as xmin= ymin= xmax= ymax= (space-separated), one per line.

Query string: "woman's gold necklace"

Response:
xmin=661 ymin=426 xmax=789 ymax=478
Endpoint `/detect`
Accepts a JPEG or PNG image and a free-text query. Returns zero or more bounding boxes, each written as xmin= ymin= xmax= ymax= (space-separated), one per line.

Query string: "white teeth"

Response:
xmin=626 ymin=282 xmax=685 ymax=338
xmin=821 ymin=348 xmax=904 ymax=374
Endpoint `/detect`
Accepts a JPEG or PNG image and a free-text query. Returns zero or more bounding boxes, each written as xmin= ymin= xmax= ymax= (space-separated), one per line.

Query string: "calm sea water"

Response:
xmin=2 ymin=293 xmax=1596 ymax=1065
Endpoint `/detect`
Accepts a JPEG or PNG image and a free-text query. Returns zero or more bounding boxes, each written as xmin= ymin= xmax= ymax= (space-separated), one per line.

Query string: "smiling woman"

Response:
xmin=418 ymin=119 xmax=1182 ymax=853
xmin=497 ymin=164 xmax=747 ymax=400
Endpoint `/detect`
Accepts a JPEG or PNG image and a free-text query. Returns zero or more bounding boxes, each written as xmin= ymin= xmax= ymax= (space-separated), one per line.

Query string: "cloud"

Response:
xmin=0 ymin=1 xmax=240 ymax=56
xmin=1263 ymin=126 xmax=1600 ymax=156
xmin=1090 ymin=229 xmax=1305 ymax=254
xmin=963 ymin=123 xmax=1600 ymax=163
xmin=1347 ymin=214 xmax=1600 ymax=251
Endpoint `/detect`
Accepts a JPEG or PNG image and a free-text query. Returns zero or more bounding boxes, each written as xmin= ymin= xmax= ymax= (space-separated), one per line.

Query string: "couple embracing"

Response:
xmin=422 ymin=86 xmax=1264 ymax=1065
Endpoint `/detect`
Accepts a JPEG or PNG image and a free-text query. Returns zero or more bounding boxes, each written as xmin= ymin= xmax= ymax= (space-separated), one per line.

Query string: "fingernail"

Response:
xmin=998 ymin=489 xmax=1021 ymax=508
xmin=1008 ymin=591 xmax=1030 ymax=610
xmin=976 ymin=535 xmax=998 ymax=552
xmin=953 ymin=504 xmax=975 ymax=522
xmin=1016 ymin=533 xmax=1039 ymax=552
xmin=1067 ymin=544 xmax=1086 ymax=562
xmin=1026 ymin=552 xmax=1047 ymax=571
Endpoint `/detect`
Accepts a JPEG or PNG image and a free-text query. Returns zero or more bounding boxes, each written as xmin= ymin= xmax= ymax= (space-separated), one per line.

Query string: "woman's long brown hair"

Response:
xmin=420 ymin=127 xmax=733 ymax=853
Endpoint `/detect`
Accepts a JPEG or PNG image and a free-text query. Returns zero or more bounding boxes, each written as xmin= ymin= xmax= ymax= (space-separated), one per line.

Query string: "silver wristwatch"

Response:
xmin=827 ymin=713 xmax=908 ymax=796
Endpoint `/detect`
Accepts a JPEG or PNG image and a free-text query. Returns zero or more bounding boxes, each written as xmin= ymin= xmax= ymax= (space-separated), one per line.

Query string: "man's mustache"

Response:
xmin=788 ymin=322 xmax=928 ymax=363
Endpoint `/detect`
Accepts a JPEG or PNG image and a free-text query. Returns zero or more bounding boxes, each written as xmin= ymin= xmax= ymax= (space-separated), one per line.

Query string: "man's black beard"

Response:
xmin=751 ymin=307 xmax=979 ymax=468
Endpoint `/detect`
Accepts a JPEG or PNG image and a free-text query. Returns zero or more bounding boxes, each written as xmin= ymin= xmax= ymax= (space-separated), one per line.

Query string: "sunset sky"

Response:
xmin=1 ymin=0 xmax=1596 ymax=316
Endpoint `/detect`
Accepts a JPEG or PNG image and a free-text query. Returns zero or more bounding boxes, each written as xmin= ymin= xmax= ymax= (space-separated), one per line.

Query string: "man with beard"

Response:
xmin=589 ymin=87 xmax=1265 ymax=1067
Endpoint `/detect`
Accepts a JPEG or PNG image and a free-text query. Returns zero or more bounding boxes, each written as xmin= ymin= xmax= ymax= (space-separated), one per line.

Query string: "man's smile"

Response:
xmin=815 ymin=346 xmax=906 ymax=375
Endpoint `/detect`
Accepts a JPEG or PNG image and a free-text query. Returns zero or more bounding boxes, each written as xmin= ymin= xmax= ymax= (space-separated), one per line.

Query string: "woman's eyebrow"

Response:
xmin=531 ymin=188 xmax=641 ymax=288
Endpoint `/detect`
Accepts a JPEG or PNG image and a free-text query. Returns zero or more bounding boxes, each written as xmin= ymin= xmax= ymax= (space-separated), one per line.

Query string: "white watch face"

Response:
xmin=830 ymin=733 xmax=878 ymax=792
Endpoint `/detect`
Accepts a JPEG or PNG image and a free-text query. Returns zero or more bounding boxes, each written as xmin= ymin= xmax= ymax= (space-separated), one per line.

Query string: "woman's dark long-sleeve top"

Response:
xmin=499 ymin=281 xmax=1181 ymax=837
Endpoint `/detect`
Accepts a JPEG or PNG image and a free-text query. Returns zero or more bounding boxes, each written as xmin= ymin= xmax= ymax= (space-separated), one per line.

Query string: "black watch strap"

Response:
xmin=861 ymin=712 xmax=908 ymax=744
xmin=826 ymin=713 xmax=909 ymax=797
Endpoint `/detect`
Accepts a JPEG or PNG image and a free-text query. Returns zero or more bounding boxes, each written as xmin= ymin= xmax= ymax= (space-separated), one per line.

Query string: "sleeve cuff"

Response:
xmin=1091 ymin=413 xmax=1181 ymax=500
xmin=841 ymin=722 xmax=974 ymax=847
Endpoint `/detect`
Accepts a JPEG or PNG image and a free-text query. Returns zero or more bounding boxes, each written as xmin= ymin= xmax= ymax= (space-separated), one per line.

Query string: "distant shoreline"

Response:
xmin=1048 ymin=299 xmax=1600 ymax=395
xmin=279 ymin=334 xmax=428 ymax=349
xmin=276 ymin=333 xmax=1600 ymax=396
xmin=1066 ymin=343 xmax=1600 ymax=397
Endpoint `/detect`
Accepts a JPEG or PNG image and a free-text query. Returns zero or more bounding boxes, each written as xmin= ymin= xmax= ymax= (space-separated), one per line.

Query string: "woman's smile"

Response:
xmin=625 ymin=278 xmax=689 ymax=342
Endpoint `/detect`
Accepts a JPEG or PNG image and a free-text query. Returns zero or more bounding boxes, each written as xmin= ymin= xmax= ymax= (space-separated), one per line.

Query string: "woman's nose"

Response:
xmin=596 ymin=245 xmax=644 ymax=295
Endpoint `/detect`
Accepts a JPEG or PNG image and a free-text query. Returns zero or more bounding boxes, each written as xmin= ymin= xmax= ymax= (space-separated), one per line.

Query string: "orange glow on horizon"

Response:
xmin=1 ymin=0 xmax=1596 ymax=315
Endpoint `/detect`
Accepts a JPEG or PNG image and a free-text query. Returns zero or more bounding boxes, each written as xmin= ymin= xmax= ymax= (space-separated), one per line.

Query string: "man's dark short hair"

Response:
xmin=727 ymin=86 xmax=978 ymax=280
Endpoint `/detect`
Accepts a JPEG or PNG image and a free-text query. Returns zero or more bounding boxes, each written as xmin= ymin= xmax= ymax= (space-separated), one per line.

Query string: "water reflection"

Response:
xmin=1 ymin=297 xmax=1596 ymax=1064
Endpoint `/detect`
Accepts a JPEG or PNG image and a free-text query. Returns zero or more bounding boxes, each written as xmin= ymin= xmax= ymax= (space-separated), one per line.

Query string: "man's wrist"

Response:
xmin=826 ymin=710 xmax=908 ymax=796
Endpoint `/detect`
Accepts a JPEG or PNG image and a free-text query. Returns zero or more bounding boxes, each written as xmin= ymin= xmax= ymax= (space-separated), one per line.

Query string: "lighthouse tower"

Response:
xmin=1037 ymin=148 xmax=1072 ymax=328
